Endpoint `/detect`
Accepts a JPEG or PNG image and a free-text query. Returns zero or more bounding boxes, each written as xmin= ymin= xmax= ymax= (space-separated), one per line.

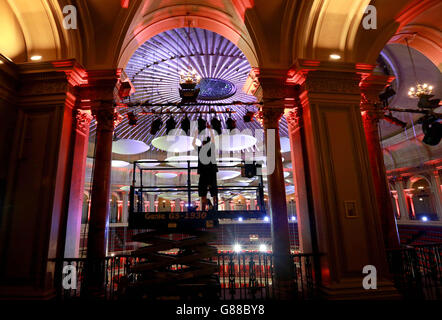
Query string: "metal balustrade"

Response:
xmin=51 ymin=252 xmax=319 ymax=300
xmin=387 ymin=243 xmax=442 ymax=300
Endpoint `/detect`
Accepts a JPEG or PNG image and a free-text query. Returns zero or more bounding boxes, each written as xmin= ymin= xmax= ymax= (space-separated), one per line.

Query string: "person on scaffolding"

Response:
xmin=192 ymin=123 xmax=218 ymax=211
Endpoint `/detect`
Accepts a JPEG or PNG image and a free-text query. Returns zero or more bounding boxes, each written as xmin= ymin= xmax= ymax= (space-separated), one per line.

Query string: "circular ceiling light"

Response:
xmin=30 ymin=55 xmax=42 ymax=61
xmin=215 ymin=134 xmax=257 ymax=152
xmin=152 ymin=130 xmax=199 ymax=152
xmin=111 ymin=160 xmax=130 ymax=168
xmin=137 ymin=159 xmax=160 ymax=168
xmin=217 ymin=170 xmax=241 ymax=180
xmin=112 ymin=139 xmax=150 ymax=155
xmin=329 ymin=54 xmax=341 ymax=60
xmin=165 ymin=155 xmax=198 ymax=168
xmin=155 ymin=172 xmax=178 ymax=179
xmin=197 ymin=78 xmax=237 ymax=101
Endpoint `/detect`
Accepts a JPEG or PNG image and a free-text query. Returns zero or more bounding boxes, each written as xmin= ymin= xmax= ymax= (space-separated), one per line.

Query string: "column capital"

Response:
xmin=359 ymin=74 xmax=395 ymax=101
xmin=254 ymin=68 xmax=300 ymax=107
xmin=257 ymin=107 xmax=285 ymax=129
xmin=92 ymin=108 xmax=121 ymax=132
xmin=74 ymin=109 xmax=93 ymax=134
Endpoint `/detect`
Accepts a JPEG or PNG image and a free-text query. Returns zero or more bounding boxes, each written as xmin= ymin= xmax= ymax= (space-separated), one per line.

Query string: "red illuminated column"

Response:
xmin=404 ymin=190 xmax=416 ymax=219
xmin=64 ymin=109 xmax=93 ymax=258
xmin=83 ymin=70 xmax=120 ymax=293
xmin=430 ymin=171 xmax=442 ymax=220
xmin=0 ymin=60 xmax=91 ymax=298
xmin=360 ymin=75 xmax=400 ymax=249
xmin=117 ymin=200 xmax=123 ymax=222
xmin=256 ymin=70 xmax=296 ymax=298
xmin=286 ymin=107 xmax=314 ymax=253
xmin=87 ymin=107 xmax=116 ymax=261
xmin=393 ymin=177 xmax=409 ymax=221
xmin=288 ymin=61 xmax=397 ymax=298
xmin=391 ymin=192 xmax=401 ymax=219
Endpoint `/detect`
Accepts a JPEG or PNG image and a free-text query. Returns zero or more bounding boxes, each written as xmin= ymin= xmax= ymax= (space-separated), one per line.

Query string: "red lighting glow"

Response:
xmin=121 ymin=0 xmax=130 ymax=8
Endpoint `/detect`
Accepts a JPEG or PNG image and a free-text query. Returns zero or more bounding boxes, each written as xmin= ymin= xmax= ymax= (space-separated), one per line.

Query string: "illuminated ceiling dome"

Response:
xmin=89 ymin=28 xmax=289 ymax=146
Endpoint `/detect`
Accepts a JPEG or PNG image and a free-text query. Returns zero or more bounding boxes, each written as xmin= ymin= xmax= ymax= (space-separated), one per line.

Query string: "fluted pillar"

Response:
xmin=256 ymin=70 xmax=295 ymax=298
xmin=360 ymin=75 xmax=400 ymax=249
xmin=393 ymin=177 xmax=410 ymax=222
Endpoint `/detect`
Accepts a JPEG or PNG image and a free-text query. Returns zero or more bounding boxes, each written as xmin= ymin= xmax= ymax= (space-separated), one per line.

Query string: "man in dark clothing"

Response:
xmin=192 ymin=124 xmax=218 ymax=211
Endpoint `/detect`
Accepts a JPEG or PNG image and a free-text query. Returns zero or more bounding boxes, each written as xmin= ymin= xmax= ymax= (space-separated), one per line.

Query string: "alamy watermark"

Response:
xmin=362 ymin=265 xmax=377 ymax=290
xmin=362 ymin=5 xmax=377 ymax=30
xmin=62 ymin=5 xmax=77 ymax=30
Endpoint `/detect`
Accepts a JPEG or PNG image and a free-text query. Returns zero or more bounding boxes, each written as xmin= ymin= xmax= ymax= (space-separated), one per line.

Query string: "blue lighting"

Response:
xmin=291 ymin=216 xmax=297 ymax=221
xmin=238 ymin=217 xmax=243 ymax=222
xmin=197 ymin=78 xmax=237 ymax=101
xmin=264 ymin=216 xmax=270 ymax=222
xmin=421 ymin=216 xmax=428 ymax=222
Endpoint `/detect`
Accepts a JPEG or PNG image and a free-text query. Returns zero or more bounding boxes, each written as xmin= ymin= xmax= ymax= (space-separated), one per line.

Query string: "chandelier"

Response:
xmin=405 ymin=37 xmax=434 ymax=98
xmin=178 ymin=69 xmax=201 ymax=103
xmin=179 ymin=69 xmax=201 ymax=85
xmin=408 ymin=83 xmax=433 ymax=98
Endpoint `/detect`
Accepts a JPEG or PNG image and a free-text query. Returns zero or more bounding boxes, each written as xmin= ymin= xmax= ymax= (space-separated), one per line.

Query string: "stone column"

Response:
xmin=394 ymin=178 xmax=410 ymax=222
xmin=430 ymin=170 xmax=442 ymax=221
xmin=122 ymin=192 xmax=128 ymax=223
xmin=256 ymin=69 xmax=295 ymax=298
xmin=64 ymin=109 xmax=93 ymax=258
xmin=286 ymin=107 xmax=315 ymax=254
xmin=83 ymin=70 xmax=120 ymax=292
xmin=360 ymin=75 xmax=400 ymax=249
xmin=290 ymin=61 xmax=397 ymax=299
xmin=0 ymin=60 xmax=89 ymax=298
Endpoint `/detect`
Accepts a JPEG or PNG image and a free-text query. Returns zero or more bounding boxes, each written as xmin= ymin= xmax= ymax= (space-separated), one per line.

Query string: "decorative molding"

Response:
xmin=92 ymin=108 xmax=117 ymax=132
xmin=304 ymin=71 xmax=361 ymax=95
xmin=258 ymin=107 xmax=285 ymax=129
xmin=75 ymin=109 xmax=93 ymax=134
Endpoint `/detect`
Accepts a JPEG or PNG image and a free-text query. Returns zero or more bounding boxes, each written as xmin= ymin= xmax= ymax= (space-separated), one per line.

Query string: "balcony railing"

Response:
xmin=387 ymin=243 xmax=442 ymax=300
xmin=52 ymin=243 xmax=442 ymax=300
xmin=51 ymin=252 xmax=319 ymax=300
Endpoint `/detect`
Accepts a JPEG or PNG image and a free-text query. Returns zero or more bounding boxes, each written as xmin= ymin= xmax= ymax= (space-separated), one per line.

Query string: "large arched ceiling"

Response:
xmin=0 ymin=0 xmax=82 ymax=63
xmin=90 ymin=28 xmax=289 ymax=149
xmin=3 ymin=0 xmax=437 ymax=68
xmin=117 ymin=0 xmax=259 ymax=69
xmin=388 ymin=0 xmax=441 ymax=71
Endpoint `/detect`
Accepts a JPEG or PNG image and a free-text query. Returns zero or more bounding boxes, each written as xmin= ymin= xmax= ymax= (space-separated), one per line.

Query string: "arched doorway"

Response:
xmin=410 ymin=177 xmax=438 ymax=221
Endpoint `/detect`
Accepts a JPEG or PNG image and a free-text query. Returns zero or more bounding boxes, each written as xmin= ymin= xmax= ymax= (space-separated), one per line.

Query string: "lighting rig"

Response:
xmin=378 ymin=86 xmax=442 ymax=146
